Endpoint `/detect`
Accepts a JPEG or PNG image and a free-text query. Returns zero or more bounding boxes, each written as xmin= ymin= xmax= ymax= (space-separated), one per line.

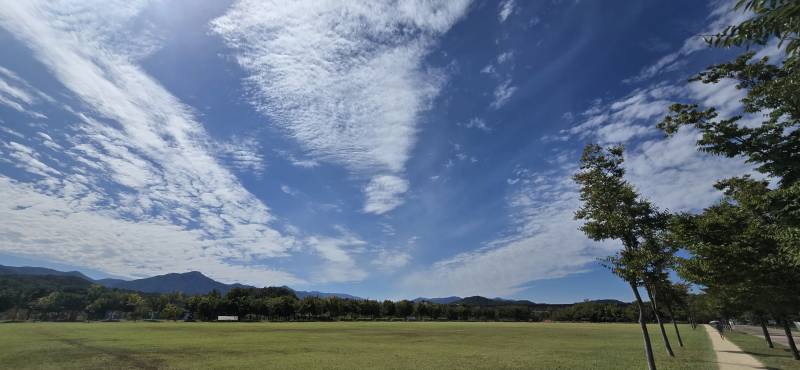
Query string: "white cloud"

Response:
xmin=402 ymin=169 xmax=611 ymax=297
xmin=0 ymin=176 xmax=303 ymax=285
xmin=211 ymin=0 xmax=472 ymax=213
xmin=405 ymin=7 xmax=761 ymax=295
xmin=461 ymin=117 xmax=491 ymax=132
xmin=626 ymin=0 xmax=751 ymax=83
xmin=274 ymin=149 xmax=320 ymax=169
xmin=2 ymin=141 xmax=61 ymax=177
xmin=306 ymin=228 xmax=368 ymax=283
xmin=214 ymin=136 xmax=265 ymax=176
xmin=280 ymin=185 xmax=298 ymax=196
xmin=490 ymin=78 xmax=517 ymax=109
xmin=564 ymin=84 xmax=680 ymax=144
xmin=373 ymin=248 xmax=412 ymax=272
xmin=625 ymin=129 xmax=751 ymax=212
xmin=0 ymin=65 xmax=50 ymax=117
xmin=498 ymin=0 xmax=516 ymax=23
xmin=561 ymin=77 xmax=754 ymax=212
xmin=363 ymin=175 xmax=410 ymax=215
xmin=403 ymin=122 xmax=752 ymax=297
xmin=0 ymin=1 xmax=309 ymax=284
xmin=497 ymin=50 xmax=514 ymax=64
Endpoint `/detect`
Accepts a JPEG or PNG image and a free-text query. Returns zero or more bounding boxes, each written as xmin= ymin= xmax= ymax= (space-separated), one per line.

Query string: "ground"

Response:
xmin=0 ymin=321 xmax=713 ymax=369
xmin=725 ymin=329 xmax=800 ymax=370
xmin=703 ymin=325 xmax=765 ymax=370
xmin=733 ymin=325 xmax=797 ymax=348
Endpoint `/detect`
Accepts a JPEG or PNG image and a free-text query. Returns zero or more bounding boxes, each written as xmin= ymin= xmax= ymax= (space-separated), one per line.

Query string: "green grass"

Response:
xmin=726 ymin=330 xmax=800 ymax=370
xmin=0 ymin=321 xmax=714 ymax=369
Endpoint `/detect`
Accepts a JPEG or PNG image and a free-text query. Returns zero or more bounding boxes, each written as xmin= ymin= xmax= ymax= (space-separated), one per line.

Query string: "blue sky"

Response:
xmin=0 ymin=0 xmax=767 ymax=302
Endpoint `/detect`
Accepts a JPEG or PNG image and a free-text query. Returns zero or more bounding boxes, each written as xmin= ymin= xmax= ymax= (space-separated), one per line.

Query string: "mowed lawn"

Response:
xmin=0 ymin=321 xmax=714 ymax=370
xmin=725 ymin=330 xmax=800 ymax=370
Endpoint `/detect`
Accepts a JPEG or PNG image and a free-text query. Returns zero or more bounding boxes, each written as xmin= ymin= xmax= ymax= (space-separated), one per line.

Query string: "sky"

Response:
xmin=0 ymin=0 xmax=770 ymax=302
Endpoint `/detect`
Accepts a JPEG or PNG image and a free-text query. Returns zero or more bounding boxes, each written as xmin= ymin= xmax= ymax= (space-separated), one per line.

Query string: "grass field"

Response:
xmin=726 ymin=330 xmax=800 ymax=370
xmin=0 ymin=322 xmax=714 ymax=369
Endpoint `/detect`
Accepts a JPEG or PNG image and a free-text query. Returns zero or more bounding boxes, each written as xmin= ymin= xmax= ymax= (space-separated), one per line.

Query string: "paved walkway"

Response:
xmin=704 ymin=325 xmax=767 ymax=369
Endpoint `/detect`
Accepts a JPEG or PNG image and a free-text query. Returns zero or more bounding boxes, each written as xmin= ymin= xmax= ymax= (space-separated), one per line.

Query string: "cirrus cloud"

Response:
xmin=211 ymin=0 xmax=472 ymax=214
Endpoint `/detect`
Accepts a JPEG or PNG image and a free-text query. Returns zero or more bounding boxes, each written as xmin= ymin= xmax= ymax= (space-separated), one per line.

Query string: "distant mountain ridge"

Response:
xmin=295 ymin=290 xmax=361 ymax=300
xmin=0 ymin=264 xmax=360 ymax=298
xmin=0 ymin=265 xmax=614 ymax=306
xmin=0 ymin=265 xmax=93 ymax=281
xmin=97 ymin=271 xmax=253 ymax=295
xmin=413 ymin=296 xmax=462 ymax=304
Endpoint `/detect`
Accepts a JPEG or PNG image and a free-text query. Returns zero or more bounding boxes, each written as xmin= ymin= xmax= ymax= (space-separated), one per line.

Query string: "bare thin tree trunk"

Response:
xmin=630 ymin=281 xmax=657 ymax=370
xmin=646 ymin=286 xmax=675 ymax=357
xmin=782 ymin=320 xmax=799 ymax=360
xmin=685 ymin=304 xmax=696 ymax=329
xmin=760 ymin=319 xmax=774 ymax=348
xmin=665 ymin=304 xmax=684 ymax=347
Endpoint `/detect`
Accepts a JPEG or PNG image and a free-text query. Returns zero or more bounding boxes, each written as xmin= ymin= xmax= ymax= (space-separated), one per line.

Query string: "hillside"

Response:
xmin=0 ymin=265 xmax=359 ymax=298
xmin=0 ymin=265 xmax=93 ymax=281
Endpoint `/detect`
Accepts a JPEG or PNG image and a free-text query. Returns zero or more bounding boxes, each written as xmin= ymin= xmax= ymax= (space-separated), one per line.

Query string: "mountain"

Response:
xmin=0 ymin=265 xmax=93 ymax=281
xmin=454 ymin=296 xmax=542 ymax=307
xmin=0 ymin=273 xmax=93 ymax=291
xmin=93 ymin=277 xmax=128 ymax=287
xmin=0 ymin=264 xmax=362 ymax=298
xmin=413 ymin=296 xmax=462 ymax=304
xmin=96 ymin=271 xmax=251 ymax=295
xmin=295 ymin=290 xmax=362 ymax=300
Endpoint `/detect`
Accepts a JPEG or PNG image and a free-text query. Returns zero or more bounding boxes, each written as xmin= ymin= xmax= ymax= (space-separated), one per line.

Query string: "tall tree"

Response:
xmin=657 ymin=1 xmax=800 ymax=359
xmin=575 ymin=144 xmax=661 ymax=370
xmin=640 ymin=221 xmax=679 ymax=355
xmin=658 ymin=0 xmax=800 ymax=265
xmin=670 ymin=178 xmax=800 ymax=359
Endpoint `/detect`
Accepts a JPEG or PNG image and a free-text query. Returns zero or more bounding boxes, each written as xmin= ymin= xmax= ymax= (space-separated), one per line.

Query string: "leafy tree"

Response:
xmin=361 ymin=300 xmax=381 ymax=319
xmin=671 ymin=179 xmax=800 ymax=359
xmin=325 ymin=297 xmax=344 ymax=319
xmin=161 ymin=303 xmax=184 ymax=321
xmin=125 ymin=294 xmax=148 ymax=321
xmin=396 ymin=300 xmax=414 ymax=319
xmin=658 ymin=0 xmax=800 ymax=264
xmin=639 ymin=214 xmax=679 ymax=355
xmin=574 ymin=144 xmax=660 ymax=370
xmin=381 ymin=300 xmax=396 ymax=318
xmin=299 ymin=296 xmax=323 ymax=320
xmin=656 ymin=0 xmax=800 ymax=360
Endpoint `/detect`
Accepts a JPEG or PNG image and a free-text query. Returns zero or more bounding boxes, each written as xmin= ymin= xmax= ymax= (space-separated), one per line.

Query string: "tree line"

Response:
xmin=573 ymin=1 xmax=800 ymax=368
xmin=1 ymin=274 xmax=722 ymax=324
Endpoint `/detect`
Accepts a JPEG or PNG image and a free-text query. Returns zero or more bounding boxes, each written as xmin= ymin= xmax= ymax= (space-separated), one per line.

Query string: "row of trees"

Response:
xmin=3 ymin=274 xmax=724 ymax=324
xmin=185 ymin=288 xmax=544 ymax=322
xmin=574 ymin=1 xmax=800 ymax=368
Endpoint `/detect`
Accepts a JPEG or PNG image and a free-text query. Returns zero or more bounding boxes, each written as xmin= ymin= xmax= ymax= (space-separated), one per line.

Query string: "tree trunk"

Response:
xmin=685 ymin=304 xmax=696 ymax=329
xmin=782 ymin=320 xmax=800 ymax=360
xmin=760 ymin=319 xmax=774 ymax=348
xmin=665 ymin=304 xmax=684 ymax=347
xmin=646 ymin=286 xmax=675 ymax=357
xmin=630 ymin=281 xmax=657 ymax=370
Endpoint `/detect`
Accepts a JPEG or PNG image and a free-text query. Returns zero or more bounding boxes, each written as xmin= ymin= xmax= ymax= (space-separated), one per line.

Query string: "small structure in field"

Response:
xmin=217 ymin=315 xmax=238 ymax=321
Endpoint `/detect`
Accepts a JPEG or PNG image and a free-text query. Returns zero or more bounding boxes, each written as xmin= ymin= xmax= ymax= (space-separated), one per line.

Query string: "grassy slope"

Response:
xmin=726 ymin=331 xmax=800 ymax=370
xmin=0 ymin=322 xmax=713 ymax=370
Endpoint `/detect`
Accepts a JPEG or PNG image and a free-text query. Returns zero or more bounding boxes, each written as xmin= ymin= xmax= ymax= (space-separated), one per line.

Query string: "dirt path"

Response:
xmin=704 ymin=325 xmax=767 ymax=369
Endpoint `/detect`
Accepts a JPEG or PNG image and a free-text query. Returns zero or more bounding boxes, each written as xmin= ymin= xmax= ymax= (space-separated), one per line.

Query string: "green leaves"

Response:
xmin=708 ymin=0 xmax=800 ymax=57
xmin=574 ymin=144 xmax=674 ymax=289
